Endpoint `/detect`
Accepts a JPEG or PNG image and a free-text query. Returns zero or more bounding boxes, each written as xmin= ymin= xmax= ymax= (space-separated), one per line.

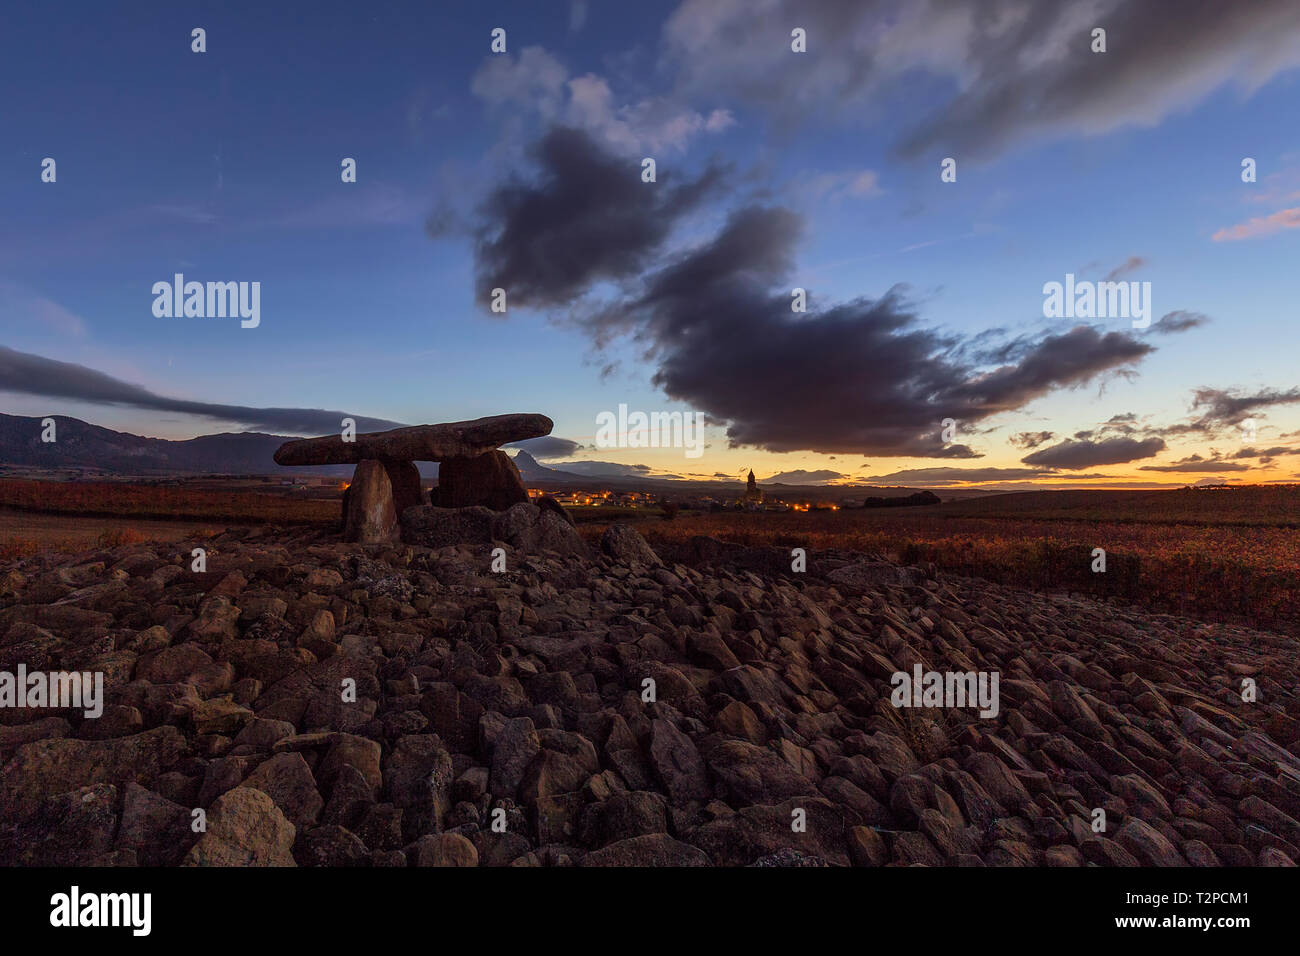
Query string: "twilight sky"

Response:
xmin=3 ymin=0 xmax=1300 ymax=488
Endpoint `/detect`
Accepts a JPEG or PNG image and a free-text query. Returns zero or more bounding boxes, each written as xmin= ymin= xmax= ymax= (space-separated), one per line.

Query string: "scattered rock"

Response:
xmin=579 ymin=833 xmax=710 ymax=867
xmin=182 ymin=787 xmax=297 ymax=866
xmin=827 ymin=562 xmax=925 ymax=589
xmin=400 ymin=505 xmax=494 ymax=550
xmin=415 ymin=832 xmax=479 ymax=867
xmin=3 ymin=521 xmax=1295 ymax=870
xmin=600 ymin=524 xmax=662 ymax=567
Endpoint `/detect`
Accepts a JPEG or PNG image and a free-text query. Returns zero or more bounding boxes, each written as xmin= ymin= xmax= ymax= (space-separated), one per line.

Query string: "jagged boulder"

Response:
xmin=600 ymin=523 xmax=662 ymax=567
xmin=491 ymin=502 xmax=588 ymax=557
xmin=826 ymin=561 xmax=926 ymax=589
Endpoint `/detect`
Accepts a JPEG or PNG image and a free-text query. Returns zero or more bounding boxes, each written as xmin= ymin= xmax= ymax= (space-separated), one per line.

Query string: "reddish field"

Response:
xmin=0 ymin=478 xmax=337 ymax=524
xmin=3 ymin=478 xmax=1296 ymax=633
xmin=926 ymin=485 xmax=1300 ymax=527
xmin=0 ymin=511 xmax=224 ymax=561
xmin=597 ymin=486 xmax=1300 ymax=633
xmin=0 ymin=478 xmax=335 ymax=561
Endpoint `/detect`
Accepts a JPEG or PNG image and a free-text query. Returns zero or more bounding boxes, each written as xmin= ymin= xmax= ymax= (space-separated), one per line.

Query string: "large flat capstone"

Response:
xmin=273 ymin=414 xmax=553 ymax=466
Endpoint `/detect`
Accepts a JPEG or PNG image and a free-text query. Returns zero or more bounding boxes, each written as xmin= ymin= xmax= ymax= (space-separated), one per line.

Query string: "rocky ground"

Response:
xmin=1 ymin=516 xmax=1297 ymax=867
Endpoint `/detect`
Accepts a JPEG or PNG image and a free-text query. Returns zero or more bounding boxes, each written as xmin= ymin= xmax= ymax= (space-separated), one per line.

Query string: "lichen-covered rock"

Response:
xmin=182 ymin=787 xmax=297 ymax=867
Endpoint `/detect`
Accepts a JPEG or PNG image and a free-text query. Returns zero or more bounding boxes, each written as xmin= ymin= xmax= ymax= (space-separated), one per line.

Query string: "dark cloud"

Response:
xmin=763 ymin=469 xmax=844 ymax=484
xmin=663 ymin=0 xmax=1300 ymax=159
xmin=1139 ymin=454 xmax=1252 ymax=473
xmin=1149 ymin=311 xmax=1210 ymax=335
xmin=1232 ymin=445 xmax=1300 ymax=459
xmin=1138 ymin=455 xmax=1248 ymax=473
xmin=1097 ymin=413 xmax=1139 ymax=435
xmin=1142 ymin=387 xmax=1300 ymax=442
xmin=953 ymin=327 xmax=1152 ymax=412
xmin=1009 ymin=431 xmax=1055 ymax=450
xmin=1021 ymin=436 xmax=1166 ymax=469
xmin=505 ymin=435 xmax=584 ymax=459
xmin=459 ymin=125 xmax=728 ymax=310
xmin=454 ymin=128 xmax=1190 ymax=458
xmin=0 ymin=346 xmax=403 ymax=435
xmin=581 ymin=204 xmax=1161 ymax=457
xmin=863 ymin=466 xmax=1052 ymax=486
xmin=1073 ymin=414 xmax=1147 ymax=442
xmin=1194 ymin=386 xmax=1300 ymax=424
xmin=1180 ymin=386 xmax=1300 ymax=434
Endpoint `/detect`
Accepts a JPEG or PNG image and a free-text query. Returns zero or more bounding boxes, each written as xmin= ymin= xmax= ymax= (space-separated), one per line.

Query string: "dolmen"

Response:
xmin=274 ymin=413 xmax=584 ymax=554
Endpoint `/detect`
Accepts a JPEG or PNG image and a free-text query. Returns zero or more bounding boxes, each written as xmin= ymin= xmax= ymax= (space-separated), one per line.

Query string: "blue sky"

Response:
xmin=3 ymin=0 xmax=1300 ymax=487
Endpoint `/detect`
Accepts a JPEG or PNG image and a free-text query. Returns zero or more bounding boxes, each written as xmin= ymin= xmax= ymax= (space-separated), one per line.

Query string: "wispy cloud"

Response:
xmin=1212 ymin=207 xmax=1300 ymax=241
xmin=664 ymin=0 xmax=1300 ymax=160
xmin=1103 ymin=256 xmax=1147 ymax=281
xmin=0 ymin=281 xmax=88 ymax=338
xmin=258 ymin=183 xmax=423 ymax=230
xmin=800 ymin=169 xmax=883 ymax=203
xmin=472 ymin=46 xmax=734 ymax=154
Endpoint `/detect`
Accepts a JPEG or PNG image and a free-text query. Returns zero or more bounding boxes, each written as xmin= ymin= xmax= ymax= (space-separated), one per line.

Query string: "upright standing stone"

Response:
xmin=383 ymin=460 xmax=424 ymax=518
xmin=344 ymin=460 xmax=399 ymax=544
xmin=432 ymin=451 xmax=528 ymax=511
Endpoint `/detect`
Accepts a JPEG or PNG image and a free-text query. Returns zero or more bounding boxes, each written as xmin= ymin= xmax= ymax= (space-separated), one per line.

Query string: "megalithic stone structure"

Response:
xmin=274 ymin=414 xmax=552 ymax=544
xmin=273 ymin=414 xmax=553 ymax=466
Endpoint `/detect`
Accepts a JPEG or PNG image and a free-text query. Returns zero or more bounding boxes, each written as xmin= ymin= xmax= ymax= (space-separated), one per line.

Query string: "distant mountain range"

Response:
xmin=509 ymin=450 xmax=599 ymax=483
xmin=0 ymin=413 xmax=359 ymax=476
xmin=0 ymin=415 xmax=612 ymax=482
xmin=509 ymin=450 xmax=728 ymax=490
xmin=0 ymin=413 xmax=986 ymax=498
xmin=0 ymin=415 xmax=664 ymax=484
